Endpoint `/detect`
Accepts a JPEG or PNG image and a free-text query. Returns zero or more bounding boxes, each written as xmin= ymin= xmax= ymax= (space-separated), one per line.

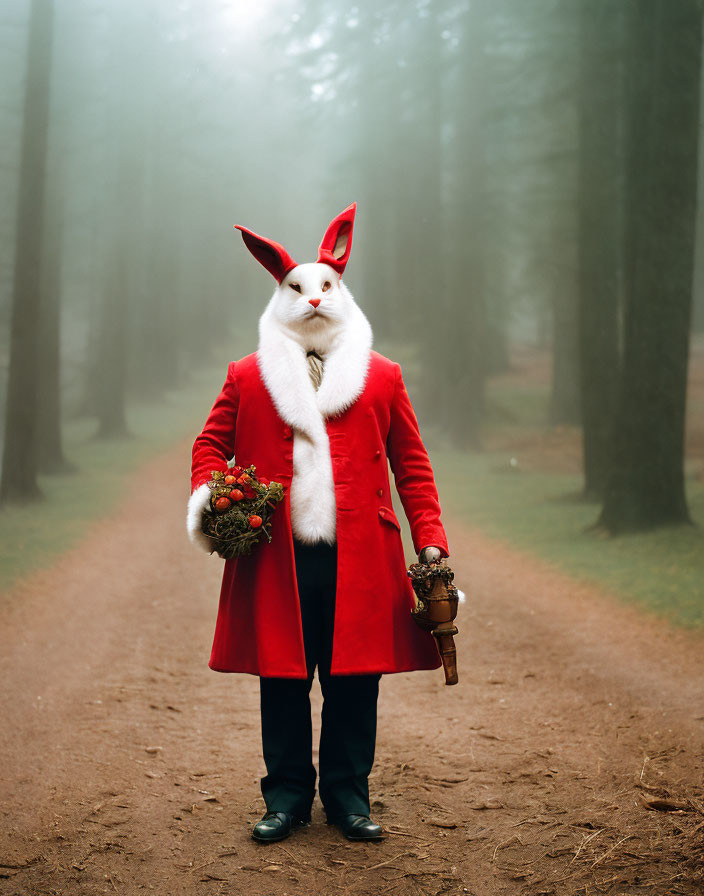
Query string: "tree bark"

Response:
xmin=0 ymin=0 xmax=54 ymax=503
xmin=598 ymin=0 xmax=701 ymax=533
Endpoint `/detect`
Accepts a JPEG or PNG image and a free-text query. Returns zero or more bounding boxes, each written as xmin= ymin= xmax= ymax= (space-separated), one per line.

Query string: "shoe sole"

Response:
xmin=343 ymin=833 xmax=385 ymax=841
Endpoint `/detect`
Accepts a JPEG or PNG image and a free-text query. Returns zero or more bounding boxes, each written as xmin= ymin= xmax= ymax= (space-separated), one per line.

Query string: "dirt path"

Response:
xmin=1 ymin=438 xmax=702 ymax=896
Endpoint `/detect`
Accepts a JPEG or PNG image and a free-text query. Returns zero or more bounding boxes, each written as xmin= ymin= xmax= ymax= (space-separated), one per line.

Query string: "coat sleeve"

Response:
xmin=187 ymin=362 xmax=239 ymax=553
xmin=386 ymin=363 xmax=450 ymax=558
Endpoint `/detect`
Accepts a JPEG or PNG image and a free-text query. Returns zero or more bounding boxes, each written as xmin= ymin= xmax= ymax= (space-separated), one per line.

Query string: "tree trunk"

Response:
xmin=485 ymin=319 xmax=510 ymax=377
xmin=0 ymin=0 xmax=54 ymax=504
xmin=358 ymin=36 xmax=395 ymax=344
xmin=37 ymin=174 xmax=76 ymax=473
xmin=598 ymin=0 xmax=701 ymax=533
xmin=93 ymin=10 xmax=144 ymax=440
xmin=548 ymin=269 xmax=581 ymax=426
xmin=413 ymin=23 xmax=446 ymax=423
xmin=438 ymin=0 xmax=489 ymax=449
xmin=95 ymin=240 xmax=130 ymax=439
xmin=576 ymin=0 xmax=625 ymax=498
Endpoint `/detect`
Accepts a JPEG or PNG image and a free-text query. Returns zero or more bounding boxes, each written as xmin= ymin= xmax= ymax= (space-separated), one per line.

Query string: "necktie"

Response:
xmin=306 ymin=350 xmax=324 ymax=391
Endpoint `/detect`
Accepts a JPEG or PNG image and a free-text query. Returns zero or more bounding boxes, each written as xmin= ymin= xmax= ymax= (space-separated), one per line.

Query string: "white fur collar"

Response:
xmin=256 ymin=288 xmax=373 ymax=440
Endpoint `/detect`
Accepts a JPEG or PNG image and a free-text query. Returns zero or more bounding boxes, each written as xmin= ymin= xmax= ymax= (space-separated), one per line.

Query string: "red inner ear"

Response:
xmin=317 ymin=202 xmax=356 ymax=275
xmin=235 ymin=225 xmax=297 ymax=283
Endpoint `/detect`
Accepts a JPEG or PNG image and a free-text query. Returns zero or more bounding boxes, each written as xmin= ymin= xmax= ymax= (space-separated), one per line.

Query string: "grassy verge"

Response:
xmin=432 ymin=447 xmax=704 ymax=629
xmin=4 ymin=341 xmax=702 ymax=631
xmin=0 ymin=363 xmax=233 ymax=594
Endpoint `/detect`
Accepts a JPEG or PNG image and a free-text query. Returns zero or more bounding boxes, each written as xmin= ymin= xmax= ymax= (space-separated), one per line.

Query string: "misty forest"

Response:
xmin=1 ymin=1 xmax=704 ymax=894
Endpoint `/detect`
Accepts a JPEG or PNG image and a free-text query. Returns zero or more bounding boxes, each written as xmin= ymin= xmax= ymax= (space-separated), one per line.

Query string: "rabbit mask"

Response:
xmin=234 ymin=203 xmax=373 ymax=546
xmin=235 ymin=203 xmax=358 ymax=354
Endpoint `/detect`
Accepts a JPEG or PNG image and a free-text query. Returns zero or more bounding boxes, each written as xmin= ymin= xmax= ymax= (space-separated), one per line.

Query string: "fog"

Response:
xmin=2 ymin=3 xmax=704 ymax=890
xmin=1 ymin=0 xmax=703 ymax=576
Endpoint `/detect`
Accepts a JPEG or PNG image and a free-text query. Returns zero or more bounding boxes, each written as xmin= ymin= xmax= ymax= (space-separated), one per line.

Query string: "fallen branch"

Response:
xmin=366 ymin=851 xmax=413 ymax=872
xmin=590 ymin=835 xmax=635 ymax=868
xmin=384 ymin=827 xmax=424 ymax=839
xmin=569 ymin=828 xmax=603 ymax=865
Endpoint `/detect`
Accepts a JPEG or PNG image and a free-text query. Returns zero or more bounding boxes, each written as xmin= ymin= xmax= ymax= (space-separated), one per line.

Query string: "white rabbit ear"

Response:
xmin=317 ymin=202 xmax=356 ymax=275
xmin=234 ymin=224 xmax=298 ymax=283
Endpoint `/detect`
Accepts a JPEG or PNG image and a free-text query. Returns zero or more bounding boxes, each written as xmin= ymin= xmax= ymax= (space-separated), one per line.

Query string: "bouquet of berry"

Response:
xmin=200 ymin=464 xmax=285 ymax=559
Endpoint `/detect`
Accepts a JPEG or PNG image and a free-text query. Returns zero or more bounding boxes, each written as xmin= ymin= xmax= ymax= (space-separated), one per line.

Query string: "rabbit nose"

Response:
xmin=309 ymin=298 xmax=321 ymax=308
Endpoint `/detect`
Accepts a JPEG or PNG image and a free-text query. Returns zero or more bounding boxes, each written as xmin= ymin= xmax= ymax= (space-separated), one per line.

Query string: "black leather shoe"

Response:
xmin=327 ymin=813 xmax=384 ymax=841
xmin=252 ymin=810 xmax=310 ymax=843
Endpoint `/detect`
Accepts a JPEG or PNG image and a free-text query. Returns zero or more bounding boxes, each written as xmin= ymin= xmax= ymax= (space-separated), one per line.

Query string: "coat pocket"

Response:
xmin=378 ymin=505 xmax=402 ymax=532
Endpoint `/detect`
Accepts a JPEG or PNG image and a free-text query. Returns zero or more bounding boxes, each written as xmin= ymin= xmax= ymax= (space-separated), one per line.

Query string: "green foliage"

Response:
xmin=433 ymin=449 xmax=704 ymax=628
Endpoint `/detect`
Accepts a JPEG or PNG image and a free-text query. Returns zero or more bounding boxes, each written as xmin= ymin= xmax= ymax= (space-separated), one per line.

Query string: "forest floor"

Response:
xmin=1 ymin=436 xmax=703 ymax=896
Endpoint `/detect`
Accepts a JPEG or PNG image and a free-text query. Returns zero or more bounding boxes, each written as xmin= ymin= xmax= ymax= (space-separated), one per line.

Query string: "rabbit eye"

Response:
xmin=289 ymin=283 xmax=301 ymax=293
xmin=322 ymin=281 xmax=331 ymax=292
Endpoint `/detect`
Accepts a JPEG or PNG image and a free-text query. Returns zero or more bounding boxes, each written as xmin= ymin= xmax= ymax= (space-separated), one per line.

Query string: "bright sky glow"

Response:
xmin=217 ymin=0 xmax=295 ymax=44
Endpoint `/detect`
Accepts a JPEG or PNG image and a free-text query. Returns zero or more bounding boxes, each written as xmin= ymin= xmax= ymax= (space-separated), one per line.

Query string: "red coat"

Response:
xmin=190 ymin=350 xmax=450 ymax=677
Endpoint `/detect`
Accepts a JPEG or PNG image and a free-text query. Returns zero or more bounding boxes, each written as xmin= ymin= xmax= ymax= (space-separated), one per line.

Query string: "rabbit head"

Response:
xmin=235 ymin=203 xmax=357 ymax=351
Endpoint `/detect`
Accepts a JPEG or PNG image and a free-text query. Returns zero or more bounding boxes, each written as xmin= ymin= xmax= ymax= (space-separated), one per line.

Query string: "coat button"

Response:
xmin=376 ymin=488 xmax=383 ymax=497
xmin=374 ymin=449 xmax=381 ymax=459
xmin=283 ymin=426 xmax=292 ymax=439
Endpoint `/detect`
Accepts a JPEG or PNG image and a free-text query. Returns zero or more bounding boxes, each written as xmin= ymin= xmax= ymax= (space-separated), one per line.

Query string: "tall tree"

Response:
xmin=37 ymin=171 xmax=75 ymax=472
xmin=436 ymin=0 xmax=490 ymax=448
xmin=92 ymin=4 xmax=144 ymax=439
xmin=399 ymin=12 xmax=446 ymax=420
xmin=576 ymin=0 xmax=625 ymax=498
xmin=0 ymin=0 xmax=54 ymax=503
xmin=544 ymin=0 xmax=581 ymax=427
xmin=598 ymin=0 xmax=701 ymax=533
xmin=548 ymin=218 xmax=581 ymax=426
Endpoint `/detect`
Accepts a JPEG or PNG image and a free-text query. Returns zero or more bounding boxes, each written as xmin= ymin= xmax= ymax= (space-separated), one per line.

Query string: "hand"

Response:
xmin=419 ymin=545 xmax=443 ymax=564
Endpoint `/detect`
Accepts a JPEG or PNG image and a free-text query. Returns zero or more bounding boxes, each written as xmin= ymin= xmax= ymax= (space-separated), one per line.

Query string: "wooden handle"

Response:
xmin=433 ymin=626 xmax=459 ymax=686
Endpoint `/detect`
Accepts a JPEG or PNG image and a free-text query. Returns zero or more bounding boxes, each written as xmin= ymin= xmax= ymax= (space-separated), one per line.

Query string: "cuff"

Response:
xmin=186 ymin=483 xmax=215 ymax=554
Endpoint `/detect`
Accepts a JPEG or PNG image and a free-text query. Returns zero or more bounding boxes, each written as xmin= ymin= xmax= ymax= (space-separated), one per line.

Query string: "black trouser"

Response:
xmin=259 ymin=537 xmax=381 ymax=822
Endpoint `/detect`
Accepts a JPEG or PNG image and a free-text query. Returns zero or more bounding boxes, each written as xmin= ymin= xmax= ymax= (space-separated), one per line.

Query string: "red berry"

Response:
xmin=229 ymin=489 xmax=244 ymax=501
xmin=224 ymin=474 xmax=237 ymax=485
xmin=214 ymin=496 xmax=231 ymax=512
xmin=236 ymin=474 xmax=250 ymax=485
xmin=248 ymin=514 xmax=263 ymax=528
